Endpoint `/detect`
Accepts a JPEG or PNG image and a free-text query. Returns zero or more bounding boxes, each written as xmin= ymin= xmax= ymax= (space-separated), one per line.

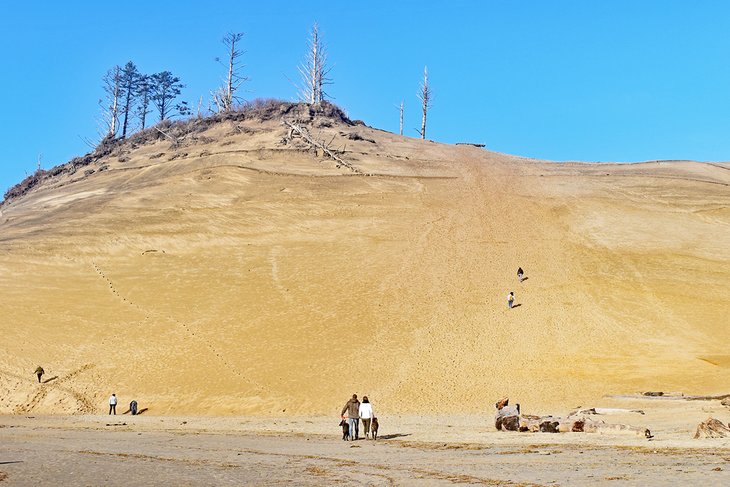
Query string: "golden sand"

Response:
xmin=1 ymin=115 xmax=728 ymax=416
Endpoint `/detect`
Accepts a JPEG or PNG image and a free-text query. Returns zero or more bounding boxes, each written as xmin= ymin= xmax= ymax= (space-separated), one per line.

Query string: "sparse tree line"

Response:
xmin=99 ymin=23 xmax=433 ymax=144
xmin=100 ymin=63 xmax=188 ymax=141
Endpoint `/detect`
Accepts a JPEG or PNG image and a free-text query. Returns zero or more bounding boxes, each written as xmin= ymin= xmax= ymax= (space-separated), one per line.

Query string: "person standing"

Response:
xmin=340 ymin=394 xmax=361 ymax=440
xmin=109 ymin=393 xmax=118 ymax=415
xmin=34 ymin=366 xmax=45 ymax=383
xmin=359 ymin=396 xmax=374 ymax=439
xmin=517 ymin=267 xmax=524 ymax=282
xmin=508 ymin=292 xmax=515 ymax=309
xmin=130 ymin=400 xmax=138 ymax=416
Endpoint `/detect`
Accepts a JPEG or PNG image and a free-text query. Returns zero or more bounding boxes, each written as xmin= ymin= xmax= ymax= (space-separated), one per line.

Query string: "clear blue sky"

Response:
xmin=2 ymin=0 xmax=730 ymax=194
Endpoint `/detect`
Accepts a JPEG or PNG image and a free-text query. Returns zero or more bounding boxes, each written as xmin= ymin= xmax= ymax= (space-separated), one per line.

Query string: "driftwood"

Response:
xmin=494 ymin=397 xmax=651 ymax=437
xmin=282 ymin=120 xmax=362 ymax=174
xmin=611 ymin=392 xmax=730 ymax=401
xmin=694 ymin=418 xmax=730 ymax=439
xmin=569 ymin=407 xmax=645 ymax=416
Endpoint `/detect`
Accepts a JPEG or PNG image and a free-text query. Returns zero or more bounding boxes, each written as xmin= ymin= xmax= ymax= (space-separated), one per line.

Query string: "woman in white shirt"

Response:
xmin=359 ymin=396 xmax=374 ymax=439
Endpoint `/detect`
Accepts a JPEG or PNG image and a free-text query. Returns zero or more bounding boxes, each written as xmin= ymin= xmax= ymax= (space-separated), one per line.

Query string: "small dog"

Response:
xmin=339 ymin=419 xmax=350 ymax=441
xmin=370 ymin=417 xmax=379 ymax=440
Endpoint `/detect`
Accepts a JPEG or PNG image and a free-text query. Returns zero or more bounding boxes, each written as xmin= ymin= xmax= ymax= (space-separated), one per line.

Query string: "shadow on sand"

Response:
xmin=123 ymin=408 xmax=148 ymax=415
xmin=378 ymin=433 xmax=411 ymax=440
xmin=42 ymin=376 xmax=58 ymax=384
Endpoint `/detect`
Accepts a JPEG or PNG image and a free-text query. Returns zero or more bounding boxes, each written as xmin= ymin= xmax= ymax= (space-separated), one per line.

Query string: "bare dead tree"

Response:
xmin=297 ymin=23 xmax=332 ymax=104
xmin=212 ymin=32 xmax=248 ymax=112
xmin=417 ymin=66 xmax=432 ymax=139
xmin=197 ymin=95 xmax=204 ymax=118
xmin=398 ymin=100 xmax=404 ymax=136
xmin=100 ymin=65 xmax=123 ymax=138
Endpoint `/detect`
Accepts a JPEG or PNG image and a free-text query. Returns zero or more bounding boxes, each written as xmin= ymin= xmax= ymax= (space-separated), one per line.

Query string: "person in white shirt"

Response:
xmin=109 ymin=393 xmax=118 ymax=415
xmin=359 ymin=396 xmax=374 ymax=439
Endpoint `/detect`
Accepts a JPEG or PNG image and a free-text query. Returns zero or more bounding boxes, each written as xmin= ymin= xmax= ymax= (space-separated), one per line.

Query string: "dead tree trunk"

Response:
xmin=297 ymin=23 xmax=332 ymax=104
xmin=399 ymin=101 xmax=404 ymax=136
xmin=213 ymin=32 xmax=246 ymax=112
xmin=100 ymin=65 xmax=123 ymax=139
xmin=417 ymin=66 xmax=432 ymax=140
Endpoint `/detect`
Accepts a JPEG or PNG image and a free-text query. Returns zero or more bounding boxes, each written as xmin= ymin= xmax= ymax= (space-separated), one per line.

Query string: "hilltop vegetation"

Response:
xmin=2 ymin=100 xmax=355 ymax=205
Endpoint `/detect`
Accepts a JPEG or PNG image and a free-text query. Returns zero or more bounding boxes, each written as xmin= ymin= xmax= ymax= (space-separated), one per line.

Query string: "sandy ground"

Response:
xmin=0 ymin=108 xmax=729 ymax=420
xmin=1 ymin=396 xmax=729 ymax=486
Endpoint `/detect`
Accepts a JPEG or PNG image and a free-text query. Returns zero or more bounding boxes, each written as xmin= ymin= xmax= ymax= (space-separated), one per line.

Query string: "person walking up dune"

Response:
xmin=359 ymin=396 xmax=374 ymax=439
xmin=34 ymin=366 xmax=44 ymax=383
xmin=508 ymin=292 xmax=515 ymax=309
xmin=341 ymin=394 xmax=361 ymax=440
xmin=517 ymin=267 xmax=524 ymax=282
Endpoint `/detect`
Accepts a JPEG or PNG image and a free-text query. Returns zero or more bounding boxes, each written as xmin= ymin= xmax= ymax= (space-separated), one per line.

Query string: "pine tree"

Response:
xmin=119 ymin=61 xmax=141 ymax=139
xmin=137 ymin=75 xmax=152 ymax=130
xmin=150 ymin=71 xmax=185 ymax=122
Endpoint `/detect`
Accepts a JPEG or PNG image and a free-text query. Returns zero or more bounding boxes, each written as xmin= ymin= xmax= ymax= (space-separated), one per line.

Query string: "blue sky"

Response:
xmin=2 ymin=0 xmax=730 ymax=194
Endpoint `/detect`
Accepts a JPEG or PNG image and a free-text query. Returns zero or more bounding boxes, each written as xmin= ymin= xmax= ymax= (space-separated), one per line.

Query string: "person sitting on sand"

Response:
xmin=341 ymin=394 xmax=361 ymax=440
xmin=508 ymin=292 xmax=515 ymax=309
xmin=35 ymin=365 xmax=44 ymax=383
xmin=359 ymin=396 xmax=374 ymax=439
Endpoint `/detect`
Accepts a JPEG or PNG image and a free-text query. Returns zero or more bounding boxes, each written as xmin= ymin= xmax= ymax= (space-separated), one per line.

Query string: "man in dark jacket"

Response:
xmin=35 ymin=366 xmax=44 ymax=383
xmin=340 ymin=394 xmax=361 ymax=440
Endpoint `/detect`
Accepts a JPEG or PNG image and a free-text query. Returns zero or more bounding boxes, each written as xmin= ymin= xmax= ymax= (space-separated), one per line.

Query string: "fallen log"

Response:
xmin=281 ymin=120 xmax=363 ymax=174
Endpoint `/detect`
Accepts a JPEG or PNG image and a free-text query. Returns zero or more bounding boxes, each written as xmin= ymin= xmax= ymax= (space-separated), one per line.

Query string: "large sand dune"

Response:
xmin=1 ymin=106 xmax=729 ymax=416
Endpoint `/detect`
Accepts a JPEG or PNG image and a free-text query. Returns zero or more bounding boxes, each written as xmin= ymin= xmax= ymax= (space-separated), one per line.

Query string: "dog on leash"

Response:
xmin=370 ymin=417 xmax=379 ymax=440
xmin=339 ymin=419 xmax=350 ymax=441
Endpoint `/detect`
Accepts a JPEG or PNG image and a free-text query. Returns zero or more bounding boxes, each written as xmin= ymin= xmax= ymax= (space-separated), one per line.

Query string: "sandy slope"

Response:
xmin=0 ymin=110 xmax=729 ymax=417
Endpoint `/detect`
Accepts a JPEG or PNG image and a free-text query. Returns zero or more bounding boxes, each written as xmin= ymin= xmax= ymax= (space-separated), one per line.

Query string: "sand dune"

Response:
xmin=1 ymin=106 xmax=729 ymax=416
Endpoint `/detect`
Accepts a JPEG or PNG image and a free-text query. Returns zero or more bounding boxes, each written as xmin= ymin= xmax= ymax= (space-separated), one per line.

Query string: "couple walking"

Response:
xmin=340 ymin=394 xmax=374 ymax=440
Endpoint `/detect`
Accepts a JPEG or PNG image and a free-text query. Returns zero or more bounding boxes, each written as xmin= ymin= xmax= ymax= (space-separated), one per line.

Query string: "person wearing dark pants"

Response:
xmin=109 ymin=393 xmax=117 ymax=415
xmin=130 ymin=400 xmax=138 ymax=415
xmin=35 ymin=366 xmax=45 ymax=383
xmin=359 ymin=396 xmax=374 ymax=439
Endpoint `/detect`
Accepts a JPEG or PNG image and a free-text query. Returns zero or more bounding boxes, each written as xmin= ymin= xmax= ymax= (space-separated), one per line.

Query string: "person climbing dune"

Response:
xmin=508 ymin=292 xmax=515 ymax=309
xmin=34 ymin=365 xmax=44 ymax=383
xmin=517 ymin=267 xmax=524 ymax=282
